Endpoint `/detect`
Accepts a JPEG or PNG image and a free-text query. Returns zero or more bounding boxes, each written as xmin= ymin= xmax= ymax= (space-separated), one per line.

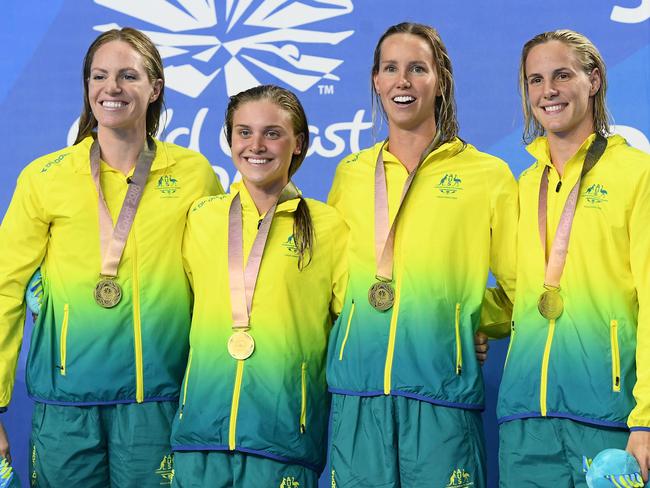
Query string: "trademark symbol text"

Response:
xmin=318 ymin=84 xmax=335 ymax=95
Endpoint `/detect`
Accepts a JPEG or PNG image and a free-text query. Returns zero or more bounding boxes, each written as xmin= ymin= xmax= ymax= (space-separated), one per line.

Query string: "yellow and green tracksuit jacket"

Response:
xmin=0 ymin=136 xmax=222 ymax=408
xmin=170 ymin=182 xmax=349 ymax=472
xmin=326 ymin=138 xmax=518 ymax=410
xmin=498 ymin=134 xmax=650 ymax=431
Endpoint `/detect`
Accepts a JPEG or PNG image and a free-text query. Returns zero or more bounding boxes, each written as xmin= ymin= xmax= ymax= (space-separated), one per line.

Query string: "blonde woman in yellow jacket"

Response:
xmin=170 ymin=85 xmax=348 ymax=488
xmin=0 ymin=28 xmax=221 ymax=486
xmin=326 ymin=22 xmax=518 ymax=488
xmin=498 ymin=30 xmax=650 ymax=486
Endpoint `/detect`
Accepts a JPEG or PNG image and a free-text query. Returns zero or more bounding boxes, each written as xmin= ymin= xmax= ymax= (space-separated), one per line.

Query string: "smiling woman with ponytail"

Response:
xmin=170 ymin=84 xmax=348 ymax=488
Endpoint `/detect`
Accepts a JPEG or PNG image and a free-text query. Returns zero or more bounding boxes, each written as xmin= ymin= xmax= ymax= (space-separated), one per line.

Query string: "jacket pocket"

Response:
xmin=454 ymin=303 xmax=462 ymax=375
xmin=300 ymin=362 xmax=307 ymax=433
xmin=179 ymin=348 xmax=193 ymax=419
xmin=338 ymin=300 xmax=355 ymax=361
xmin=59 ymin=304 xmax=69 ymax=376
xmin=504 ymin=321 xmax=516 ymax=369
xmin=610 ymin=320 xmax=621 ymax=392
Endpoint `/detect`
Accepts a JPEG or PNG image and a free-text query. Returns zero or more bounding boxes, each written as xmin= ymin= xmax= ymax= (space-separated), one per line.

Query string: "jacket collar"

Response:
xmin=73 ymin=136 xmax=176 ymax=175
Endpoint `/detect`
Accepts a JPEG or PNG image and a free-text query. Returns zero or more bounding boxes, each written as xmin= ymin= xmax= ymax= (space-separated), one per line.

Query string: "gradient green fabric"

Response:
xmin=498 ymin=135 xmax=650 ymax=430
xmin=170 ymin=182 xmax=348 ymax=473
xmin=499 ymin=418 xmax=629 ymax=488
xmin=329 ymin=394 xmax=486 ymax=488
xmin=172 ymin=451 xmax=318 ymax=488
xmin=0 ymin=137 xmax=222 ymax=407
xmin=30 ymin=401 xmax=177 ymax=487
xmin=326 ymin=139 xmax=518 ymax=409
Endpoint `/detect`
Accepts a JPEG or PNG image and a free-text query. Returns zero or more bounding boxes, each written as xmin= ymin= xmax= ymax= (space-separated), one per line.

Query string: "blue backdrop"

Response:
xmin=1 ymin=1 xmax=649 ymax=486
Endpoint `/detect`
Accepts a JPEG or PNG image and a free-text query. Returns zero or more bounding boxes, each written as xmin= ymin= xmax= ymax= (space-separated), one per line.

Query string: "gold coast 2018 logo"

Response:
xmin=92 ymin=0 xmax=354 ymax=98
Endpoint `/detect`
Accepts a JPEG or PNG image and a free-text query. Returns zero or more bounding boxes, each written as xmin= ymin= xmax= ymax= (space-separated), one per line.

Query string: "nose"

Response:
xmin=397 ymin=75 xmax=412 ymax=89
xmin=106 ymin=76 xmax=122 ymax=94
xmin=250 ymin=134 xmax=266 ymax=153
xmin=542 ymin=79 xmax=558 ymax=98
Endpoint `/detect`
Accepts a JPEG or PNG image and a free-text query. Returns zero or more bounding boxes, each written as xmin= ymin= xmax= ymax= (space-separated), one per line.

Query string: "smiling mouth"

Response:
xmin=542 ymin=104 xmax=566 ymax=114
xmin=392 ymin=95 xmax=416 ymax=105
xmin=101 ymin=101 xmax=128 ymax=109
xmin=246 ymin=157 xmax=271 ymax=165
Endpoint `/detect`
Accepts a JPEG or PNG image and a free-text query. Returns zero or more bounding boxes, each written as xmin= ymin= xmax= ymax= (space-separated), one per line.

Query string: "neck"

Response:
xmin=387 ymin=123 xmax=438 ymax=172
xmin=97 ymin=127 xmax=147 ymax=175
xmin=243 ymin=179 xmax=288 ymax=215
xmin=546 ymin=123 xmax=595 ymax=178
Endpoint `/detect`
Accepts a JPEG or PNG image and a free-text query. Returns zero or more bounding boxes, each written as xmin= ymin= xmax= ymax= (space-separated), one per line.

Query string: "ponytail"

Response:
xmin=293 ymin=198 xmax=314 ymax=270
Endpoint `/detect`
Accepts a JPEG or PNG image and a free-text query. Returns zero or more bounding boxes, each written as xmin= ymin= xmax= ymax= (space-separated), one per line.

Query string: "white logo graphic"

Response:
xmin=612 ymin=125 xmax=650 ymax=153
xmin=93 ymin=0 xmax=354 ymax=97
xmin=611 ymin=0 xmax=650 ymax=23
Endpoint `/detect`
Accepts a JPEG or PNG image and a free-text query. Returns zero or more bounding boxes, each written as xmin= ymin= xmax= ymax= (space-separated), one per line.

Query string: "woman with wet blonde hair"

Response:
xmin=0 ymin=27 xmax=221 ymax=486
xmin=169 ymin=85 xmax=348 ymax=487
xmin=498 ymin=28 xmax=650 ymax=487
xmin=326 ymin=22 xmax=518 ymax=487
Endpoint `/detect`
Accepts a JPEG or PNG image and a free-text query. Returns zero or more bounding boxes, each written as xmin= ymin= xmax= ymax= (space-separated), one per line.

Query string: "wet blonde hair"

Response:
xmin=75 ymin=27 xmax=164 ymax=143
xmin=225 ymin=85 xmax=313 ymax=270
xmin=520 ymin=29 xmax=610 ymax=144
xmin=371 ymin=22 xmax=459 ymax=144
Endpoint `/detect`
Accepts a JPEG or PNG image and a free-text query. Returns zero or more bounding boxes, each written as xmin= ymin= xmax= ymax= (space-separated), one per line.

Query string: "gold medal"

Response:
xmin=537 ymin=288 xmax=563 ymax=320
xmin=227 ymin=331 xmax=255 ymax=360
xmin=94 ymin=278 xmax=122 ymax=308
xmin=368 ymin=281 xmax=395 ymax=312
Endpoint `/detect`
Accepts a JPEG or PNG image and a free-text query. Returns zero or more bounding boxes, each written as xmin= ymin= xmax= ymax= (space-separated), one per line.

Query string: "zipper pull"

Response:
xmin=555 ymin=181 xmax=562 ymax=192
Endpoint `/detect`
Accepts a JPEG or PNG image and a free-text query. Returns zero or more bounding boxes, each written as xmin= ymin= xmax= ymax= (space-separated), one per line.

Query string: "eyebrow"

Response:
xmin=380 ymin=59 xmax=428 ymax=64
xmin=527 ymin=66 xmax=572 ymax=78
xmin=234 ymin=124 xmax=286 ymax=130
xmin=90 ymin=67 xmax=139 ymax=73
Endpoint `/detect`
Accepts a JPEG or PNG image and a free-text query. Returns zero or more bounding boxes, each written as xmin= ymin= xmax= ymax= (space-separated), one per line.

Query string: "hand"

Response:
xmin=474 ymin=331 xmax=489 ymax=366
xmin=627 ymin=430 xmax=650 ymax=482
xmin=0 ymin=419 xmax=10 ymax=465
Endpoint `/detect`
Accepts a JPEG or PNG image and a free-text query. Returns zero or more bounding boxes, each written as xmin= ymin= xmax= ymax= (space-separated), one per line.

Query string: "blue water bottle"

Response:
xmin=585 ymin=448 xmax=646 ymax=487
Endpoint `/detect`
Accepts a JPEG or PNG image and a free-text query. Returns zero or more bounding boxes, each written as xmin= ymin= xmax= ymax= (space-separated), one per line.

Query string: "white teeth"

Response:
xmin=247 ymin=158 xmax=269 ymax=165
xmin=102 ymin=101 xmax=126 ymax=108
xmin=393 ymin=95 xmax=415 ymax=103
xmin=544 ymin=104 xmax=564 ymax=113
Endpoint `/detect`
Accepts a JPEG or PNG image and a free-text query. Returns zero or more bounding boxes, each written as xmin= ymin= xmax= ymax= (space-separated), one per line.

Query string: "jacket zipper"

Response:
xmin=610 ymin=320 xmax=621 ymax=392
xmin=300 ymin=362 xmax=307 ymax=433
xmin=504 ymin=321 xmax=516 ymax=369
xmin=179 ymin=348 xmax=193 ymax=419
xmin=131 ymin=236 xmax=144 ymax=403
xmin=539 ymin=319 xmax=557 ymax=416
xmin=228 ymin=360 xmax=245 ymax=450
xmin=454 ymin=303 xmax=462 ymax=375
xmin=59 ymin=304 xmax=69 ymax=376
xmin=338 ymin=300 xmax=355 ymax=360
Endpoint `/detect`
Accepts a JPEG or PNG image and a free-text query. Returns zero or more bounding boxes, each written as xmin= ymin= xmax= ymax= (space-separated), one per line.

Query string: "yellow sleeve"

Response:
xmin=0 ymin=168 xmax=50 ymax=407
xmin=198 ymin=156 xmax=225 ymax=197
xmin=329 ymin=215 xmax=349 ymax=320
xmin=627 ymin=169 xmax=650 ymax=429
xmin=479 ymin=162 xmax=518 ymax=339
xmin=326 ymin=157 xmax=346 ymax=212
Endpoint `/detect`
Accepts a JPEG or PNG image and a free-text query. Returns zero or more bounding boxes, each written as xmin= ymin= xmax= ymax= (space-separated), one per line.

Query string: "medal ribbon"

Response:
xmin=374 ymin=135 xmax=440 ymax=281
xmin=90 ymin=138 xmax=156 ymax=278
xmin=228 ymin=182 xmax=300 ymax=331
xmin=537 ymin=134 xmax=607 ymax=289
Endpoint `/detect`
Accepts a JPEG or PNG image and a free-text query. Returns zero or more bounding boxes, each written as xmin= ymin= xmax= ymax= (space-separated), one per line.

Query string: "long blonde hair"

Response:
xmin=520 ymin=29 xmax=610 ymax=144
xmin=75 ymin=27 xmax=165 ymax=143
xmin=225 ymin=85 xmax=313 ymax=270
xmin=371 ymin=22 xmax=459 ymax=145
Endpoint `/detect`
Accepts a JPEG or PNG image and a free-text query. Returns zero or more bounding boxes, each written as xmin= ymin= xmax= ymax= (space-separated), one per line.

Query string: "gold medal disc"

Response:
xmin=227 ymin=331 xmax=255 ymax=360
xmin=537 ymin=289 xmax=563 ymax=320
xmin=368 ymin=281 xmax=395 ymax=312
xmin=94 ymin=278 xmax=122 ymax=308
